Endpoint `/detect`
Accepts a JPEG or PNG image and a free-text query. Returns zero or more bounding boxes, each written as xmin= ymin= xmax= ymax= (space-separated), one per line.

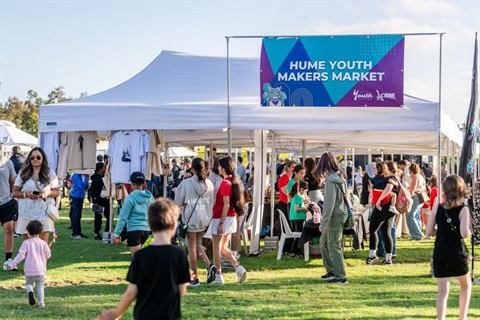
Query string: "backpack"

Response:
xmin=396 ymin=184 xmax=413 ymax=214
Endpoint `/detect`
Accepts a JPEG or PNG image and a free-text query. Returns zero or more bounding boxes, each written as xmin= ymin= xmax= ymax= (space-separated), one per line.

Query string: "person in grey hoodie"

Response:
xmin=174 ymin=158 xmax=215 ymax=286
xmin=113 ymin=172 xmax=154 ymax=257
xmin=314 ymin=152 xmax=348 ymax=284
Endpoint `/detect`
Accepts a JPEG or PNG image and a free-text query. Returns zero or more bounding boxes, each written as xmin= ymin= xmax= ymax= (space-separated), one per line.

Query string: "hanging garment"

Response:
xmin=40 ymin=132 xmax=60 ymax=172
xmin=107 ymin=131 xmax=145 ymax=183
xmin=146 ymin=130 xmax=164 ymax=178
xmin=67 ymin=131 xmax=98 ymax=172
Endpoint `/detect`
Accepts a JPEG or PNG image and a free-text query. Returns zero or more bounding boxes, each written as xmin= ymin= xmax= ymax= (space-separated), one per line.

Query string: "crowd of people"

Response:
xmin=0 ymin=146 xmax=473 ymax=319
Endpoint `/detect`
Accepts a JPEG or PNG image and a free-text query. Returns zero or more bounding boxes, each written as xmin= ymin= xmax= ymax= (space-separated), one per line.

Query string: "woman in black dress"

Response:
xmin=426 ymin=174 xmax=472 ymax=320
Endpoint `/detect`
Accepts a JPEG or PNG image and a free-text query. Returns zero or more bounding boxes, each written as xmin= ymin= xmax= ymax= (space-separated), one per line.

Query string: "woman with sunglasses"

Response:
xmin=12 ymin=147 xmax=60 ymax=242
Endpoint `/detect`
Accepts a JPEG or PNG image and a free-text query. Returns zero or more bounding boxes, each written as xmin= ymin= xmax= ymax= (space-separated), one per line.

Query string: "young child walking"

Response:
xmin=97 ymin=198 xmax=190 ymax=320
xmin=112 ymin=172 xmax=154 ymax=257
xmin=6 ymin=220 xmax=55 ymax=307
xmin=289 ymin=180 xmax=310 ymax=258
xmin=426 ymin=174 xmax=472 ymax=320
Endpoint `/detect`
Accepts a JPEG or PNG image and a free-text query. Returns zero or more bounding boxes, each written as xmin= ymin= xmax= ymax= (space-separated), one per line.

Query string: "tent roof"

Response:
xmin=38 ymin=50 xmax=463 ymax=155
xmin=0 ymin=120 xmax=38 ymax=146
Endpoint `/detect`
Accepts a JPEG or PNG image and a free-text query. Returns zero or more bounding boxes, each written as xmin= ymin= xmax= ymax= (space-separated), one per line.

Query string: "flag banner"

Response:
xmin=459 ymin=33 xmax=478 ymax=184
xmin=260 ymin=35 xmax=404 ymax=107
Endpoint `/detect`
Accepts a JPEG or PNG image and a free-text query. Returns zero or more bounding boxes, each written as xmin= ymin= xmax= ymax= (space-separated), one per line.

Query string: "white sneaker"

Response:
xmin=389 ymin=206 xmax=400 ymax=215
xmin=211 ymin=274 xmax=225 ymax=284
xmin=3 ymin=259 xmax=16 ymax=271
xmin=37 ymin=301 xmax=45 ymax=308
xmin=236 ymin=265 xmax=247 ymax=284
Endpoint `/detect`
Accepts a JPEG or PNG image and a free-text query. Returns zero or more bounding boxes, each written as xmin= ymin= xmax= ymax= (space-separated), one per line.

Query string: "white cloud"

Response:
xmin=397 ymin=0 xmax=461 ymax=16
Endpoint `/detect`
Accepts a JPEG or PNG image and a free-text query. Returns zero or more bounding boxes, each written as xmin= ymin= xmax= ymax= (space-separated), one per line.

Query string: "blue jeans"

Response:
xmin=71 ymin=197 xmax=84 ymax=236
xmin=377 ymin=221 xmax=397 ymax=256
xmin=406 ymin=195 xmax=424 ymax=240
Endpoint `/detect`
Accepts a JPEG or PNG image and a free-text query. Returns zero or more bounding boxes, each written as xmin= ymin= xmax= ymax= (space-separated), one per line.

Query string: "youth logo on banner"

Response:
xmin=260 ymin=35 xmax=404 ymax=107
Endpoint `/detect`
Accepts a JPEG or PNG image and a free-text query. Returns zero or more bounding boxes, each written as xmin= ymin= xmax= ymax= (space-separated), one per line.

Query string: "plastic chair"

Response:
xmin=277 ymin=209 xmax=302 ymax=260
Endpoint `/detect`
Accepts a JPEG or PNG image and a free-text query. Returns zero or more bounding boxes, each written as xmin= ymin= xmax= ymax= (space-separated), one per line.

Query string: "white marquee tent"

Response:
xmin=38 ymin=50 xmax=464 ymax=254
xmin=39 ymin=50 xmax=462 ymax=154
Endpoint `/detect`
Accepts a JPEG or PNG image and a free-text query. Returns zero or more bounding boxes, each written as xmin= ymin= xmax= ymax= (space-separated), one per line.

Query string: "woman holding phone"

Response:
xmin=12 ymin=147 xmax=59 ymax=242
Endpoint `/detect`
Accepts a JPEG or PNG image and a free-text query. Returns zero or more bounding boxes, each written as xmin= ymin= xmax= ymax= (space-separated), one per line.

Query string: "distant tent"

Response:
xmin=0 ymin=120 xmax=38 ymax=147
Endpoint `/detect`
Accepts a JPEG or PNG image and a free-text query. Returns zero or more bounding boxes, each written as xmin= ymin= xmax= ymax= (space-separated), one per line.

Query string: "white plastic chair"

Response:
xmin=277 ymin=209 xmax=302 ymax=260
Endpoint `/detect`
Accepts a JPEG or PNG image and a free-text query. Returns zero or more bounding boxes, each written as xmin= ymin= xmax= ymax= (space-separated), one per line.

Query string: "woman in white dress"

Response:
xmin=12 ymin=147 xmax=60 ymax=242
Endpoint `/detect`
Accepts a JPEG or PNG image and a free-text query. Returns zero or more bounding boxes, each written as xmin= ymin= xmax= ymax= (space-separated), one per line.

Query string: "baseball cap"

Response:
xmin=184 ymin=158 xmax=191 ymax=163
xmin=130 ymin=171 xmax=146 ymax=184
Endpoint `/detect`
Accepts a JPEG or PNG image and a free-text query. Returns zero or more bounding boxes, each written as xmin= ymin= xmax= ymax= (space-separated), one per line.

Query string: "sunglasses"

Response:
xmin=30 ymin=156 xmax=42 ymax=161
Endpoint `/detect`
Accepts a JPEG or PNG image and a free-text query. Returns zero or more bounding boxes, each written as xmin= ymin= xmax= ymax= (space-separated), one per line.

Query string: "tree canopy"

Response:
xmin=0 ymin=87 xmax=86 ymax=135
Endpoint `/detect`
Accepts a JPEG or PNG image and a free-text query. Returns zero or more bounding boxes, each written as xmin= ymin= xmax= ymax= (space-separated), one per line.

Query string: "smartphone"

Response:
xmin=33 ymin=191 xmax=40 ymax=195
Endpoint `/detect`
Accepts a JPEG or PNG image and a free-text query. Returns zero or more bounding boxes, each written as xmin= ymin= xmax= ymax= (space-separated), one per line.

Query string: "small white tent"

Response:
xmin=0 ymin=120 xmax=38 ymax=147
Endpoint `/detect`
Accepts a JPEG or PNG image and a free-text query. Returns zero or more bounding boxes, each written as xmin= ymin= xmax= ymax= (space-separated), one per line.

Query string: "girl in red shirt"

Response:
xmin=424 ymin=175 xmax=438 ymax=239
xmin=209 ymin=156 xmax=247 ymax=284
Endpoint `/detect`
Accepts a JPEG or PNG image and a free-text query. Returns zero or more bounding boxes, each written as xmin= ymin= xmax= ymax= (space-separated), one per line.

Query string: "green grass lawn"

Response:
xmin=0 ymin=204 xmax=479 ymax=320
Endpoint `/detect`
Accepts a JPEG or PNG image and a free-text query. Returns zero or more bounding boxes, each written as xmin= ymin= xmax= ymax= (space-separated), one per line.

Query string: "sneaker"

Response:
xmin=207 ymin=264 xmax=217 ymax=284
xmin=28 ymin=291 xmax=36 ymax=305
xmin=3 ymin=259 xmax=16 ymax=271
xmin=366 ymin=255 xmax=379 ymax=265
xmin=72 ymin=234 xmax=88 ymax=239
xmin=320 ymin=272 xmax=335 ymax=281
xmin=211 ymin=274 xmax=225 ymax=284
xmin=382 ymin=260 xmax=393 ymax=265
xmin=94 ymin=234 xmax=102 ymax=240
xmin=290 ymin=253 xmax=304 ymax=259
xmin=236 ymin=265 xmax=247 ymax=284
xmin=37 ymin=301 xmax=45 ymax=308
xmin=190 ymin=279 xmax=201 ymax=287
xmin=330 ymin=277 xmax=348 ymax=285
xmin=13 ymin=233 xmax=21 ymax=238
xmin=389 ymin=206 xmax=400 ymax=215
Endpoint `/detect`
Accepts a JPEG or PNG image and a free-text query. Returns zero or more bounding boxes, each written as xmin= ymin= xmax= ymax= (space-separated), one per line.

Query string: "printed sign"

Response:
xmin=260 ymin=35 xmax=404 ymax=107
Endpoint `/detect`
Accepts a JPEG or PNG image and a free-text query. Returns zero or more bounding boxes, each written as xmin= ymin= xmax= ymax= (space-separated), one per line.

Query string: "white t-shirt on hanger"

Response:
xmin=107 ymin=131 xmax=145 ymax=183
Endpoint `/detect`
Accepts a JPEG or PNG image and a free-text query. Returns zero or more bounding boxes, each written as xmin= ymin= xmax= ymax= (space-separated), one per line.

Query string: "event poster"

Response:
xmin=260 ymin=35 xmax=404 ymax=107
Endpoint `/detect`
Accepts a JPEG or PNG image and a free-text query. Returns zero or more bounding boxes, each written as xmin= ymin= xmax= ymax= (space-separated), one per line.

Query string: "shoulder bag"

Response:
xmin=32 ymin=175 xmax=59 ymax=221
xmin=177 ymin=194 xmax=201 ymax=239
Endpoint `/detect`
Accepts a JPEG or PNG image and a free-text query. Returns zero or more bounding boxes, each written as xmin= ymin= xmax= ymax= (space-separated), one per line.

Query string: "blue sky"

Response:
xmin=0 ymin=0 xmax=479 ymax=124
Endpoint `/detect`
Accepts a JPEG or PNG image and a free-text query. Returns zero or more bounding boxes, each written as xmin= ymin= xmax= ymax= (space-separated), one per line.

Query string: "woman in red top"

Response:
xmin=424 ymin=175 xmax=438 ymax=239
xmin=209 ymin=156 xmax=246 ymax=284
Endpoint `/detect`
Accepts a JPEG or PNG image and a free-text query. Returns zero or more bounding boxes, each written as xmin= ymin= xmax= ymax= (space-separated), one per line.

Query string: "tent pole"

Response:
xmin=164 ymin=143 xmax=169 ymax=198
xmin=302 ymin=140 xmax=306 ymax=164
xmin=352 ymin=148 xmax=355 ymax=178
xmin=437 ymin=33 xmax=444 ymax=195
xmin=226 ymin=36 xmax=232 ymax=156
xmin=270 ymin=133 xmax=276 ymax=238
